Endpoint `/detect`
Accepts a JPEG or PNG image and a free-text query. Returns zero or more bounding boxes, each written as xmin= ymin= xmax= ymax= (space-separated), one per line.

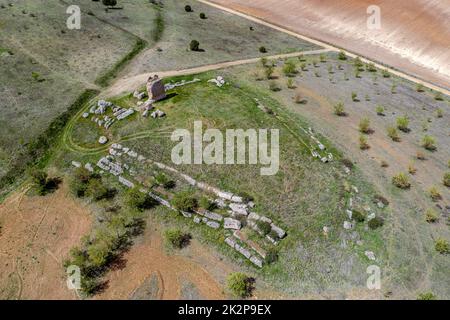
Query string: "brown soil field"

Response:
xmin=207 ymin=0 xmax=450 ymax=90
xmin=0 ymin=183 xmax=92 ymax=300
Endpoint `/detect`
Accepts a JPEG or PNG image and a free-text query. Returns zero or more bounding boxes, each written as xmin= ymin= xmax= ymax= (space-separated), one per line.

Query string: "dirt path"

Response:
xmin=104 ymin=49 xmax=331 ymax=97
xmin=0 ymin=184 xmax=91 ymax=300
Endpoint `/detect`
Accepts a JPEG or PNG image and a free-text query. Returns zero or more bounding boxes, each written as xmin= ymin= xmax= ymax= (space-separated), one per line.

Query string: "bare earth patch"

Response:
xmin=0 ymin=183 xmax=92 ymax=300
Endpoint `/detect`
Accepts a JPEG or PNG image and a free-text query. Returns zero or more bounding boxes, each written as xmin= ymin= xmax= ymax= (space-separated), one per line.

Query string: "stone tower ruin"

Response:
xmin=146 ymin=75 xmax=166 ymax=102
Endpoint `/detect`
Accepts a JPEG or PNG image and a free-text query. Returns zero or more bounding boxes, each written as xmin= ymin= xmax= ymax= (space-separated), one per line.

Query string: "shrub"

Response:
xmin=436 ymin=108 xmax=443 ymax=118
xmin=352 ymin=210 xmax=366 ymax=223
xmin=338 ymin=50 xmax=347 ymax=60
xmin=155 ymin=172 xmax=175 ymax=189
xmin=434 ymin=92 xmax=444 ymax=101
xmin=425 ymin=208 xmax=438 ymax=223
xmin=184 ymin=5 xmax=192 ymax=12
xmin=387 ymin=126 xmax=400 ymax=142
xmin=396 ymin=116 xmax=410 ymax=132
xmin=294 ymin=93 xmax=306 ymax=104
xmin=434 ymin=238 xmax=449 ymax=254
xmin=164 ymin=229 xmax=191 ymax=249
xmin=334 ymin=102 xmax=346 ymax=116
xmin=428 ymin=187 xmax=442 ymax=201
xmin=269 ymin=81 xmax=281 ymax=92
xmin=189 ymin=40 xmax=200 ymax=51
xmin=286 ymin=78 xmax=295 ymax=89
xmin=86 ymin=178 xmax=111 ymax=201
xmin=340 ymin=158 xmax=354 ymax=170
xmin=351 ymin=92 xmax=359 ymax=102
xmin=359 ymin=135 xmax=370 ymax=150
xmin=260 ymin=57 xmax=268 ymax=67
xmin=416 ymin=83 xmax=425 ymax=92
xmin=422 ymin=135 xmax=437 ymax=151
xmin=282 ymin=60 xmax=297 ymax=76
xmin=368 ymin=216 xmax=384 ymax=230
xmin=264 ymin=65 xmax=274 ymax=79
xmin=256 ymin=220 xmax=272 ymax=235
xmin=408 ymin=162 xmax=417 ymax=175
xmin=366 ymin=63 xmax=377 ymax=72
xmin=376 ymin=105 xmax=385 ymax=116
xmin=30 ymin=169 xmax=60 ymax=196
xmin=380 ymin=160 xmax=389 ymax=168
xmin=443 ymin=172 xmax=450 ymax=187
xmin=226 ymin=272 xmax=254 ymax=298
xmin=199 ymin=12 xmax=206 ymax=19
xmin=359 ymin=118 xmax=371 ymax=134
xmin=172 ymin=191 xmax=197 ymax=212
xmin=392 ymin=173 xmax=410 ymax=189
xmin=416 ymin=151 xmax=426 ymax=160
xmin=125 ymin=187 xmax=157 ymax=211
xmin=265 ymin=247 xmax=279 ymax=264
xmin=417 ymin=292 xmax=436 ymax=300
xmin=259 ymin=46 xmax=267 ymax=53
xmin=382 ymin=69 xmax=390 ymax=78
xmin=199 ymin=196 xmax=215 ymax=211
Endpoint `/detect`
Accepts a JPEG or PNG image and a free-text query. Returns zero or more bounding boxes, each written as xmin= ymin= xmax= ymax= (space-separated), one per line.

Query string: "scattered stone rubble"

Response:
xmin=98 ymin=136 xmax=108 ymax=144
xmin=164 ymin=78 xmax=201 ymax=90
xmin=151 ymin=109 xmax=165 ymax=118
xmin=208 ymin=76 xmax=226 ymax=87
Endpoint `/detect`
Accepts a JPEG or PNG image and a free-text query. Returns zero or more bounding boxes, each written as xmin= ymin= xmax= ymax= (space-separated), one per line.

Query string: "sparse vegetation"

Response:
xmin=282 ymin=60 xmax=297 ymax=76
xmin=334 ymin=102 xmax=346 ymax=116
xmin=376 ymin=105 xmax=385 ymax=116
xmin=351 ymin=92 xmax=359 ymax=102
xmin=352 ymin=210 xmax=366 ymax=223
xmin=392 ymin=173 xmax=411 ymax=189
xmin=422 ymin=135 xmax=437 ymax=151
xmin=338 ymin=51 xmax=347 ymax=60
xmin=434 ymin=238 xmax=449 ymax=254
xmin=359 ymin=135 xmax=370 ymax=150
xmin=417 ymin=292 xmax=436 ymax=300
xmin=387 ymin=126 xmax=400 ymax=142
xmin=443 ymin=173 xmax=450 ymax=187
xmin=30 ymin=169 xmax=60 ymax=196
xmin=396 ymin=116 xmax=410 ymax=132
xmin=434 ymin=92 xmax=444 ymax=101
xmin=425 ymin=208 xmax=438 ymax=223
xmin=125 ymin=187 xmax=157 ymax=211
xmin=256 ymin=220 xmax=272 ymax=235
xmin=428 ymin=186 xmax=442 ymax=201
xmin=359 ymin=118 xmax=371 ymax=134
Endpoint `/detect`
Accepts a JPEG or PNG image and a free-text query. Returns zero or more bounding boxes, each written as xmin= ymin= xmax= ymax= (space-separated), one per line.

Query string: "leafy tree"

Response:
xmin=368 ymin=216 xmax=384 ymax=230
xmin=189 ymin=40 xmax=200 ymax=51
xmin=199 ymin=12 xmax=206 ymax=19
xmin=164 ymin=228 xmax=191 ymax=249
xmin=172 ymin=191 xmax=197 ymax=212
xmin=184 ymin=5 xmax=192 ymax=12
xmin=102 ymin=0 xmax=117 ymax=7
xmin=259 ymin=46 xmax=267 ymax=53
xmin=86 ymin=178 xmax=110 ymax=201
xmin=256 ymin=220 xmax=272 ymax=235
xmin=125 ymin=187 xmax=157 ymax=211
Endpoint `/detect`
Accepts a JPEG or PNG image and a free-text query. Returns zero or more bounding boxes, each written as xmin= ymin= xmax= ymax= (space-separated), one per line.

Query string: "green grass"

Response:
xmin=65 ymin=73 xmax=386 ymax=295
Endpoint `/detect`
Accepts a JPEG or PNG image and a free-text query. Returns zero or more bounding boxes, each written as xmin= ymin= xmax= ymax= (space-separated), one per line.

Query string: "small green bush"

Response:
xmin=376 ymin=105 xmax=385 ymax=116
xmin=425 ymin=209 xmax=438 ymax=223
xmin=359 ymin=118 xmax=371 ymax=134
xmin=184 ymin=5 xmax=192 ymax=12
xmin=368 ymin=216 xmax=384 ymax=230
xmin=396 ymin=116 xmax=410 ymax=132
xmin=259 ymin=46 xmax=267 ymax=53
xmin=392 ymin=173 xmax=410 ymax=189
xmin=226 ymin=272 xmax=254 ymax=298
xmin=256 ymin=220 xmax=272 ymax=235
xmin=417 ymin=292 xmax=436 ymax=300
xmin=387 ymin=126 xmax=400 ymax=142
xmin=352 ymin=210 xmax=366 ymax=223
xmin=435 ymin=238 xmax=449 ymax=254
xmin=164 ymin=229 xmax=191 ymax=249
xmin=338 ymin=51 xmax=347 ymax=60
xmin=334 ymin=102 xmax=346 ymax=116
xmin=443 ymin=172 xmax=450 ymax=187
xmin=199 ymin=12 xmax=206 ymax=19
xmin=125 ymin=187 xmax=157 ymax=211
xmin=189 ymin=40 xmax=200 ymax=51
xmin=422 ymin=135 xmax=437 ymax=151
xmin=172 ymin=191 xmax=197 ymax=212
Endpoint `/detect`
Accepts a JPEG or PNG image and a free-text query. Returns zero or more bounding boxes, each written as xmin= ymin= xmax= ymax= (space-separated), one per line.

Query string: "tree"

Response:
xmin=164 ymin=229 xmax=191 ymax=249
xmin=368 ymin=216 xmax=384 ymax=230
xmin=199 ymin=12 xmax=207 ymax=19
xmin=226 ymin=272 xmax=254 ymax=298
xmin=102 ymin=0 xmax=117 ymax=8
xmin=256 ymin=220 xmax=272 ymax=235
xmin=86 ymin=178 xmax=110 ymax=201
xmin=189 ymin=40 xmax=200 ymax=51
xmin=259 ymin=46 xmax=267 ymax=53
xmin=184 ymin=5 xmax=192 ymax=12
xmin=172 ymin=191 xmax=197 ymax=212
xmin=125 ymin=187 xmax=157 ymax=211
